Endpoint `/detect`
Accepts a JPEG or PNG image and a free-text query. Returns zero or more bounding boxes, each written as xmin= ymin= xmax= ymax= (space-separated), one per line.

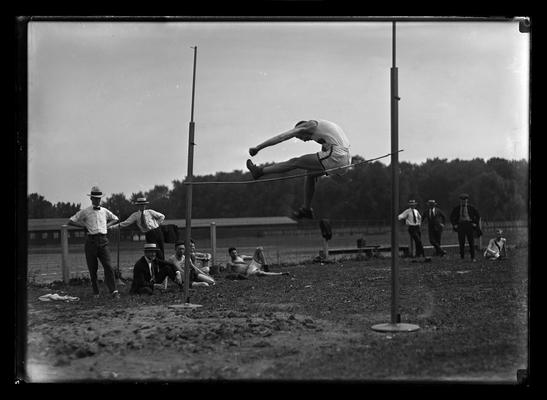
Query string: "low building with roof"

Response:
xmin=27 ymin=216 xmax=298 ymax=245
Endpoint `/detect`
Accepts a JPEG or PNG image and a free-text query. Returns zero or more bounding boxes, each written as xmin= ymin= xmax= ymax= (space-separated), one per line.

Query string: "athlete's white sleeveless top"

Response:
xmin=309 ymin=119 xmax=350 ymax=150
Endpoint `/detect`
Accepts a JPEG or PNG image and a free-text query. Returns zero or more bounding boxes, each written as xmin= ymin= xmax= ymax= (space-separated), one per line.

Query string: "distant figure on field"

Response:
xmin=227 ymin=247 xmax=290 ymax=278
xmin=246 ymin=119 xmax=351 ymax=219
xmin=421 ymin=199 xmax=447 ymax=257
xmin=450 ymin=193 xmax=481 ymax=262
xmin=129 ymin=243 xmax=182 ymax=295
xmin=110 ymin=197 xmax=166 ymax=259
xmin=398 ymin=199 xmax=425 ymax=258
xmin=483 ymin=229 xmax=507 ymax=260
xmin=67 ymin=186 xmax=120 ymax=299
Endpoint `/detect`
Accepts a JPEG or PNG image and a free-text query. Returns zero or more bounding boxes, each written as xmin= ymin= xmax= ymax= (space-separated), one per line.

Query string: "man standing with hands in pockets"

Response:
xmin=450 ymin=193 xmax=481 ymax=262
xmin=422 ymin=199 xmax=447 ymax=257
xmin=398 ymin=199 xmax=425 ymax=259
xmin=67 ymin=186 xmax=121 ymax=299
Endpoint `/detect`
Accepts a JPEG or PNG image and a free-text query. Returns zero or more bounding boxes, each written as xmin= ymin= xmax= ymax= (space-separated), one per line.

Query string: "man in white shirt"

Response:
xmin=110 ymin=197 xmax=166 ymax=259
xmin=484 ymin=229 xmax=507 ymax=260
xmin=67 ymin=186 xmax=120 ymax=299
xmin=246 ymin=120 xmax=351 ymax=220
xmin=398 ymin=199 xmax=425 ymax=258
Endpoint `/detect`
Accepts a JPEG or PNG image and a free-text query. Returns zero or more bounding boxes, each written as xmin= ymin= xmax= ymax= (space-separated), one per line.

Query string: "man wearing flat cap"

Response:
xmin=422 ymin=200 xmax=447 ymax=257
xmin=67 ymin=186 xmax=121 ymax=299
xmin=110 ymin=197 xmax=166 ymax=259
xmin=398 ymin=199 xmax=425 ymax=258
xmin=450 ymin=193 xmax=481 ymax=262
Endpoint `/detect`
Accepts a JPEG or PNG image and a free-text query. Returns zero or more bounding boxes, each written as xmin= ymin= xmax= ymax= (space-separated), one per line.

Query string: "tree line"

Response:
xmin=27 ymin=157 xmax=528 ymax=222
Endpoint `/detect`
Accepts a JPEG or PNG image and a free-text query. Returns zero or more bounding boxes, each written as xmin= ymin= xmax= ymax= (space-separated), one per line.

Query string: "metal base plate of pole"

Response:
xmin=371 ymin=322 xmax=420 ymax=332
xmin=168 ymin=303 xmax=203 ymax=310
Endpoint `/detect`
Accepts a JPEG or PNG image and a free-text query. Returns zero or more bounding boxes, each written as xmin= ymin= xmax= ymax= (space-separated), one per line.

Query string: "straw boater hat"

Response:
xmin=427 ymin=199 xmax=437 ymax=206
xmin=87 ymin=186 xmax=105 ymax=198
xmin=144 ymin=243 xmax=161 ymax=252
xmin=133 ymin=197 xmax=149 ymax=205
xmin=408 ymin=199 xmax=417 ymax=206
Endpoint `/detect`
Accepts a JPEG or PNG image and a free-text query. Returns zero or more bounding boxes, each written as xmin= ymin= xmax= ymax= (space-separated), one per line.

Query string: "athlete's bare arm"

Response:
xmin=249 ymin=126 xmax=312 ymax=156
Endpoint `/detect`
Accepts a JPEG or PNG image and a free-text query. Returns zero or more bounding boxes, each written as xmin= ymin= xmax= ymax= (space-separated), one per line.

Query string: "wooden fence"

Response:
xmin=28 ymin=219 xmax=527 ymax=284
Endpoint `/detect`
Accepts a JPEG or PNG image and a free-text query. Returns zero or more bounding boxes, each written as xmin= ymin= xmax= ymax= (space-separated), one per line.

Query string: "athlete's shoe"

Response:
xmin=292 ymin=207 xmax=314 ymax=219
xmin=246 ymin=159 xmax=264 ymax=179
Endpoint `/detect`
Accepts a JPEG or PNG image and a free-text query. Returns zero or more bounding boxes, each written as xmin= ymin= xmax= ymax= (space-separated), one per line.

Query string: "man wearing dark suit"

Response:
xmin=450 ymin=193 xmax=481 ymax=262
xmin=130 ymin=243 xmax=182 ymax=295
xmin=422 ymin=199 xmax=447 ymax=257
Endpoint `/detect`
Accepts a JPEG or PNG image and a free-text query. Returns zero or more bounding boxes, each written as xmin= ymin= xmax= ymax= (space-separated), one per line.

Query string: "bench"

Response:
xmin=321 ymin=245 xmax=410 ymax=258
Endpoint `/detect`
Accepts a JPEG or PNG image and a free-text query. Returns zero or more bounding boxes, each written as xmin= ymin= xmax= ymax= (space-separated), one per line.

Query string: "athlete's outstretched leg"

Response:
xmin=247 ymin=154 xmax=324 ymax=219
xmin=247 ymin=154 xmax=323 ymax=179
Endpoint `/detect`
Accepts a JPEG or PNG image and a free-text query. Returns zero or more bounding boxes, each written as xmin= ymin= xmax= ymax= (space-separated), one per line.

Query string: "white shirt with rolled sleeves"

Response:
xmin=69 ymin=206 xmax=118 ymax=235
xmin=398 ymin=208 xmax=422 ymax=226
xmin=117 ymin=209 xmax=165 ymax=232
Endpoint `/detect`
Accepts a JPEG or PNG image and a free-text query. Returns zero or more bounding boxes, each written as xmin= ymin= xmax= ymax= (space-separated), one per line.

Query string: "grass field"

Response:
xmin=22 ymin=226 xmax=529 ymax=383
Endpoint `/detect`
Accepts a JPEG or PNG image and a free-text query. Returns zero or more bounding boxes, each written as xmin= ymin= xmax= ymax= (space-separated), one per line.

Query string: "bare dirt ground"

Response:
xmin=22 ymin=246 xmax=528 ymax=383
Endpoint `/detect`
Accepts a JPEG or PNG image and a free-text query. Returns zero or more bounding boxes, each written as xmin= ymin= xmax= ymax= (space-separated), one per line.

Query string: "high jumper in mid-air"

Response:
xmin=246 ymin=119 xmax=351 ymax=219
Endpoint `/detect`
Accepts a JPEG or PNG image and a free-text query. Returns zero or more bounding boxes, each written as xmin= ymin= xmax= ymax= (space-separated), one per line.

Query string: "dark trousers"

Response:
xmin=133 ymin=287 xmax=154 ymax=295
xmin=84 ymin=235 xmax=117 ymax=294
xmin=145 ymin=227 xmax=165 ymax=260
xmin=154 ymin=262 xmax=178 ymax=284
xmin=408 ymin=225 xmax=425 ymax=257
xmin=132 ymin=263 xmax=178 ymax=295
xmin=428 ymin=227 xmax=445 ymax=255
xmin=457 ymin=221 xmax=475 ymax=259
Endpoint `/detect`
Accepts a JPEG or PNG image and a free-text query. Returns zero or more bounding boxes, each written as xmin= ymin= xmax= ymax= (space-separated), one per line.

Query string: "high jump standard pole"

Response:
xmin=172 ymin=45 xmax=202 ymax=309
xmin=372 ymin=21 xmax=419 ymax=333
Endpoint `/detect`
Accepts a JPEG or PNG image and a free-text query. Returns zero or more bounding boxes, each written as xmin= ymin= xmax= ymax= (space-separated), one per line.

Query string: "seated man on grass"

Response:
xmin=129 ymin=243 xmax=182 ymax=295
xmin=483 ymin=229 xmax=508 ymax=261
xmin=166 ymin=241 xmax=215 ymax=288
xmin=188 ymin=239 xmax=213 ymax=275
xmin=226 ymin=247 xmax=290 ymax=278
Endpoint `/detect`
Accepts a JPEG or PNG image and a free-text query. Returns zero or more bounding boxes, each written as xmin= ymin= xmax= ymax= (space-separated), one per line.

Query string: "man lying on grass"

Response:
xmin=226 ymin=247 xmax=290 ymax=279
